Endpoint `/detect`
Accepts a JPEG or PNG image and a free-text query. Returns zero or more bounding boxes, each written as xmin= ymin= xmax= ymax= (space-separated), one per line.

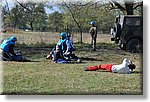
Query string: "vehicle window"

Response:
xmin=125 ymin=18 xmax=141 ymax=26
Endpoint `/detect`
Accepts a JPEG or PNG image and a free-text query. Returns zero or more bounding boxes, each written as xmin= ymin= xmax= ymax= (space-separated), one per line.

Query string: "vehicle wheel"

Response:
xmin=126 ymin=39 xmax=143 ymax=53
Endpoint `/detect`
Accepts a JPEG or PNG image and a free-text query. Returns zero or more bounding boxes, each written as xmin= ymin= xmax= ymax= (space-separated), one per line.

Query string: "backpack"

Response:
xmin=90 ymin=27 xmax=97 ymax=35
xmin=57 ymin=58 xmax=68 ymax=64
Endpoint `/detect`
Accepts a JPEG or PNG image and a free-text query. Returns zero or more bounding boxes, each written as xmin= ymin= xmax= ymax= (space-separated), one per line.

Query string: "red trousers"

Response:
xmin=85 ymin=64 xmax=112 ymax=72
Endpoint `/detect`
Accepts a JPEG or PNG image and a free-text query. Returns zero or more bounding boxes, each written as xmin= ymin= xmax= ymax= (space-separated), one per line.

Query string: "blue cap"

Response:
xmin=10 ymin=36 xmax=17 ymax=42
xmin=91 ymin=21 xmax=96 ymax=25
xmin=60 ymin=32 xmax=67 ymax=38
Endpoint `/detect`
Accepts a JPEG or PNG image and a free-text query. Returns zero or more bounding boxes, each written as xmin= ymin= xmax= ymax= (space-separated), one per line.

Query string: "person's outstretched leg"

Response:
xmin=85 ymin=65 xmax=100 ymax=71
xmin=100 ymin=64 xmax=112 ymax=72
xmin=53 ymin=51 xmax=61 ymax=62
xmin=85 ymin=64 xmax=112 ymax=72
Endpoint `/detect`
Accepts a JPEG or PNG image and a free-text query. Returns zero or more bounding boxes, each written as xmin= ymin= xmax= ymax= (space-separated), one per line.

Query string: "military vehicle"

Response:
xmin=110 ymin=15 xmax=143 ymax=53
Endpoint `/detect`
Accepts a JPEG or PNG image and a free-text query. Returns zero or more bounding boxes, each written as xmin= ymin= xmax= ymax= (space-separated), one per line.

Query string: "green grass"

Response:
xmin=2 ymin=32 xmax=143 ymax=95
xmin=3 ymin=61 xmax=142 ymax=95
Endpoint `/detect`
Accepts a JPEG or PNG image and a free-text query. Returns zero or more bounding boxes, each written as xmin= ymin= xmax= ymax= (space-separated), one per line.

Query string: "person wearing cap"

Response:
xmin=85 ymin=58 xmax=136 ymax=74
xmin=89 ymin=21 xmax=97 ymax=51
xmin=49 ymin=32 xmax=81 ymax=63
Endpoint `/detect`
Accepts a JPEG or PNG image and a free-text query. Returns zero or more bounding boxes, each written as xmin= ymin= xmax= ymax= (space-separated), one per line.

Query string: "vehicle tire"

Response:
xmin=126 ymin=39 xmax=143 ymax=53
xmin=113 ymin=23 xmax=121 ymax=38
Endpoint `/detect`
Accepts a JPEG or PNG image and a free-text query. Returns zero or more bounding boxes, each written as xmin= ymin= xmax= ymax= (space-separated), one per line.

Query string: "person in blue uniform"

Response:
xmin=47 ymin=32 xmax=81 ymax=63
xmin=0 ymin=36 xmax=26 ymax=61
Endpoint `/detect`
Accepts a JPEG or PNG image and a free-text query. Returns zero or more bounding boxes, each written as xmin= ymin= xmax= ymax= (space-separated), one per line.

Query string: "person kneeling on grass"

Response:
xmin=46 ymin=32 xmax=81 ymax=63
xmin=85 ymin=58 xmax=136 ymax=74
xmin=0 ymin=36 xmax=27 ymax=61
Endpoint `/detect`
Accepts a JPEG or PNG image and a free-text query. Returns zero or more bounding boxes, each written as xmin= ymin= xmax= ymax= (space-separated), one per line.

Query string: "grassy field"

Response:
xmin=2 ymin=32 xmax=143 ymax=95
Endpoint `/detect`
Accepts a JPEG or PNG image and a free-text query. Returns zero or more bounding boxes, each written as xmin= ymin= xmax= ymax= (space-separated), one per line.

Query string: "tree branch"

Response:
xmin=62 ymin=1 xmax=81 ymax=29
xmin=133 ymin=1 xmax=143 ymax=9
xmin=62 ymin=1 xmax=83 ymax=43
xmin=15 ymin=0 xmax=32 ymax=13
xmin=4 ymin=0 xmax=12 ymax=17
xmin=111 ymin=0 xmax=126 ymax=11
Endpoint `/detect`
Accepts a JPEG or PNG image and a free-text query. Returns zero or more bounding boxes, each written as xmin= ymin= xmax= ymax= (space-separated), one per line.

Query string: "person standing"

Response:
xmin=89 ymin=21 xmax=97 ymax=51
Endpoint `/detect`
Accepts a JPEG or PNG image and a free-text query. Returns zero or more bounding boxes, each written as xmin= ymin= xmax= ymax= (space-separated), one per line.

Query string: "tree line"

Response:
xmin=2 ymin=0 xmax=143 ymax=42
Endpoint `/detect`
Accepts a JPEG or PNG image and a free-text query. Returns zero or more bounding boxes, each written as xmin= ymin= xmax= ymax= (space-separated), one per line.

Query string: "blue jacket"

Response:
xmin=0 ymin=38 xmax=15 ymax=52
xmin=56 ymin=37 xmax=73 ymax=52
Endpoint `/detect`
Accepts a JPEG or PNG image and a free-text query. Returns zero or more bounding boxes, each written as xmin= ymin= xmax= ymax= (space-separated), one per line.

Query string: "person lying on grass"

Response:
xmin=0 ymin=36 xmax=27 ymax=61
xmin=85 ymin=58 xmax=136 ymax=74
xmin=46 ymin=32 xmax=81 ymax=63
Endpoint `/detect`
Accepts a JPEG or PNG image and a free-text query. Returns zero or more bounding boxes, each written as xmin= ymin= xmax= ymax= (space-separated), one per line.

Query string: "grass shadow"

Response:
xmin=74 ymin=42 xmax=118 ymax=52
xmin=14 ymin=42 xmax=138 ymax=62
xmin=80 ymin=57 xmax=102 ymax=61
xmin=2 ymin=60 xmax=40 ymax=62
xmin=96 ymin=70 xmax=142 ymax=74
xmin=67 ymin=61 xmax=86 ymax=64
xmin=132 ymin=71 xmax=143 ymax=74
xmin=16 ymin=42 xmax=119 ymax=54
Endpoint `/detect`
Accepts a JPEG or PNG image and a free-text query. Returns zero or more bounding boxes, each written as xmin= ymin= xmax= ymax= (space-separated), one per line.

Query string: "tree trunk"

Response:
xmin=30 ymin=21 xmax=33 ymax=31
xmin=79 ymin=28 xmax=82 ymax=44
xmin=125 ymin=2 xmax=134 ymax=15
xmin=55 ymin=27 xmax=58 ymax=32
xmin=63 ymin=2 xmax=83 ymax=43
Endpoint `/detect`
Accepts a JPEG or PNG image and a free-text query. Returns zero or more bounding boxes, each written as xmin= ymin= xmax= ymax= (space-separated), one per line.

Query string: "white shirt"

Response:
xmin=112 ymin=58 xmax=132 ymax=74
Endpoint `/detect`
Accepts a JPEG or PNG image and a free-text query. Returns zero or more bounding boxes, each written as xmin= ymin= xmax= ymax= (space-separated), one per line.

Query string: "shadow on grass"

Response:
xmin=14 ymin=42 xmax=130 ymax=61
xmin=86 ymin=70 xmax=142 ymax=76
xmin=13 ymin=42 xmax=118 ymax=62
xmin=74 ymin=42 xmax=118 ymax=52
xmin=2 ymin=60 xmax=40 ymax=62
xmin=132 ymin=71 xmax=143 ymax=74
xmin=65 ymin=62 xmax=86 ymax=64
xmin=16 ymin=42 xmax=119 ymax=54
xmin=2 ymin=91 xmax=142 ymax=95
xmin=96 ymin=70 xmax=142 ymax=74
xmin=80 ymin=57 xmax=102 ymax=61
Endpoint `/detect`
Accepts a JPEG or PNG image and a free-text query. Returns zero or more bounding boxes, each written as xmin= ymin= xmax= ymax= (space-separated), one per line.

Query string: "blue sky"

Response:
xmin=2 ymin=0 xmax=15 ymax=8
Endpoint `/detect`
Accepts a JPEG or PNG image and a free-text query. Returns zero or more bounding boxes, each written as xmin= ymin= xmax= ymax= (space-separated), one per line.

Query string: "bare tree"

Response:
xmin=110 ymin=0 xmax=143 ymax=15
xmin=61 ymin=1 xmax=83 ymax=43
xmin=15 ymin=0 xmax=47 ymax=31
